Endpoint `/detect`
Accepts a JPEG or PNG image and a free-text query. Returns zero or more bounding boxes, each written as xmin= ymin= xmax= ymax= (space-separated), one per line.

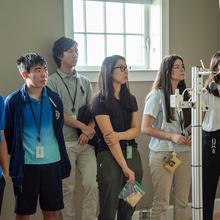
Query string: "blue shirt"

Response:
xmin=0 ymin=96 xmax=5 ymax=177
xmin=22 ymin=88 xmax=61 ymax=164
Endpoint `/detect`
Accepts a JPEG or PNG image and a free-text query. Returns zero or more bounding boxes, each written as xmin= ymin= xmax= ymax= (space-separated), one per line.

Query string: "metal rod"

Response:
xmin=191 ymin=66 xmax=203 ymax=220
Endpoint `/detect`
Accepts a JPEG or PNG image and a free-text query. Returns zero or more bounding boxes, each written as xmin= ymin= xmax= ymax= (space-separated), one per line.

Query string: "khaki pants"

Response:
xmin=61 ymin=141 xmax=98 ymax=220
xmin=149 ymin=151 xmax=191 ymax=220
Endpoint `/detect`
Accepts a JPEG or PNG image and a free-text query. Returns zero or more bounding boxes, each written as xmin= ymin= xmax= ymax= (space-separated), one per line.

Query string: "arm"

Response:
xmin=77 ymin=120 xmax=95 ymax=145
xmin=95 ymin=115 xmax=135 ymax=183
xmin=104 ymin=111 xmax=140 ymax=146
xmin=141 ymin=114 xmax=187 ymax=145
xmin=64 ymin=112 xmax=95 ymax=139
xmin=0 ymin=131 xmax=9 ymax=180
xmin=4 ymin=97 xmax=14 ymax=155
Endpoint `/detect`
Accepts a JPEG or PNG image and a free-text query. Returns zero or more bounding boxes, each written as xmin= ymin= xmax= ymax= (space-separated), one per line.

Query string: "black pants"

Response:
xmin=97 ymin=148 xmax=143 ymax=220
xmin=202 ymin=130 xmax=220 ymax=220
xmin=0 ymin=175 xmax=6 ymax=214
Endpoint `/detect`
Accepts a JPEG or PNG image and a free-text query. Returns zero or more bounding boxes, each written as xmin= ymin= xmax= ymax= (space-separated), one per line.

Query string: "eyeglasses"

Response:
xmin=113 ymin=65 xmax=130 ymax=72
xmin=173 ymin=64 xmax=185 ymax=70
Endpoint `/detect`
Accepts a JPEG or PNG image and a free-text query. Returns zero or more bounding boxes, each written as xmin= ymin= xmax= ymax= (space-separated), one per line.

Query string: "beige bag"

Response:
xmin=163 ymin=152 xmax=181 ymax=173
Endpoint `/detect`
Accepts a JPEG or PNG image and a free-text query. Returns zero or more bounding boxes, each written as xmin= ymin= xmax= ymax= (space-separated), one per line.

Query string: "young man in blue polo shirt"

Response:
xmin=4 ymin=52 xmax=71 ymax=220
xmin=0 ymin=96 xmax=9 ymax=214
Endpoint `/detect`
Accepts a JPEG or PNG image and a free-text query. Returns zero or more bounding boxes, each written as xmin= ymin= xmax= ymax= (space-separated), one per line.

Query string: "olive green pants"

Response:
xmin=97 ymin=147 xmax=143 ymax=220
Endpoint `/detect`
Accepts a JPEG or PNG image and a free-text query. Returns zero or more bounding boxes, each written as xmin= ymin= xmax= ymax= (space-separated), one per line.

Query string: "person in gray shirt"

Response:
xmin=47 ymin=37 xmax=97 ymax=220
xmin=142 ymin=55 xmax=191 ymax=220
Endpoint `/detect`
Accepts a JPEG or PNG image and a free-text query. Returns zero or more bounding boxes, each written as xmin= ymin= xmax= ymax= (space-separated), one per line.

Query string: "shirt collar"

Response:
xmin=22 ymin=85 xmax=47 ymax=101
xmin=56 ymin=68 xmax=79 ymax=79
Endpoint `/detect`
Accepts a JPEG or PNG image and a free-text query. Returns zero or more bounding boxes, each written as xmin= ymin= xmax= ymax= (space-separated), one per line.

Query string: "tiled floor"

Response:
xmin=214 ymin=213 xmax=220 ymax=220
xmin=189 ymin=213 xmax=220 ymax=220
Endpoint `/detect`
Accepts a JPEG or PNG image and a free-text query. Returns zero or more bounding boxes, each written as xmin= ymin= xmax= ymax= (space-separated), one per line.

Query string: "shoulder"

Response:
xmin=48 ymin=72 xmax=59 ymax=80
xmin=92 ymin=93 xmax=106 ymax=110
xmin=5 ymin=90 xmax=21 ymax=104
xmin=130 ymin=94 xmax=137 ymax=103
xmin=0 ymin=96 xmax=3 ymax=106
xmin=78 ymin=74 xmax=91 ymax=86
xmin=92 ymin=93 xmax=102 ymax=104
xmin=46 ymin=86 xmax=60 ymax=98
xmin=78 ymin=73 xmax=90 ymax=82
xmin=146 ymin=89 xmax=161 ymax=102
xmin=47 ymin=72 xmax=60 ymax=84
xmin=144 ymin=89 xmax=162 ymax=115
xmin=46 ymin=87 xmax=62 ymax=104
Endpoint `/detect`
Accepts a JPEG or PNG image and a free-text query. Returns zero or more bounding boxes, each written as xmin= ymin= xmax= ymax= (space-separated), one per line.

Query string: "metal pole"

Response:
xmin=191 ymin=66 xmax=203 ymax=220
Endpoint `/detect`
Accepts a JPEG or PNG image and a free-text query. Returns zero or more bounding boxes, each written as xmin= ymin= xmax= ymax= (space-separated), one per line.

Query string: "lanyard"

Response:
xmin=56 ymin=71 xmax=78 ymax=113
xmin=177 ymin=110 xmax=185 ymax=136
xmin=28 ymin=95 xmax=43 ymax=143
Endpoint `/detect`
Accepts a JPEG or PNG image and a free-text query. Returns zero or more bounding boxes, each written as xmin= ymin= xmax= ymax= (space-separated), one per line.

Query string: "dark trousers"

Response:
xmin=0 ymin=175 xmax=6 ymax=214
xmin=202 ymin=130 xmax=220 ymax=220
xmin=97 ymin=148 xmax=143 ymax=220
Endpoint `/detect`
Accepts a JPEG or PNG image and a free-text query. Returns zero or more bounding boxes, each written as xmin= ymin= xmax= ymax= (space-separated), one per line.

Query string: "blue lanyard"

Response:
xmin=28 ymin=94 xmax=43 ymax=143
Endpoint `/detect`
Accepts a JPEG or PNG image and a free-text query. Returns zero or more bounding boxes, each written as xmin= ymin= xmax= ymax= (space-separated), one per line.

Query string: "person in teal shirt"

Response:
xmin=4 ymin=52 xmax=71 ymax=220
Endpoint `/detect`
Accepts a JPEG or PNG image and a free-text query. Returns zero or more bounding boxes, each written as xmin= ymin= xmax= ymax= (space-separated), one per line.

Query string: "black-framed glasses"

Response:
xmin=113 ymin=65 xmax=131 ymax=72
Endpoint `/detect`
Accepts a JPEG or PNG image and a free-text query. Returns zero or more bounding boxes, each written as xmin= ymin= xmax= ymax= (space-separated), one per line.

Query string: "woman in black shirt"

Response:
xmin=92 ymin=55 xmax=143 ymax=220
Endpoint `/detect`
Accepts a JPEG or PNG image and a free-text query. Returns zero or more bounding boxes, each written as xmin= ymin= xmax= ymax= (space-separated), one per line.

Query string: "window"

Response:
xmin=64 ymin=0 xmax=169 ymax=75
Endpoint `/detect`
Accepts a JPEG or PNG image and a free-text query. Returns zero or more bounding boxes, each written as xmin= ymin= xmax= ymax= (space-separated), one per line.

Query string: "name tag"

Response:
xmin=126 ymin=145 xmax=133 ymax=159
xmin=36 ymin=144 xmax=44 ymax=159
xmin=71 ymin=115 xmax=77 ymax=120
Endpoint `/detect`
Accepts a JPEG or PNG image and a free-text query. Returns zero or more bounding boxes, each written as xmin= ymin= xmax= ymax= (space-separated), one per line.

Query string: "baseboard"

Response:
xmin=132 ymin=199 xmax=220 ymax=220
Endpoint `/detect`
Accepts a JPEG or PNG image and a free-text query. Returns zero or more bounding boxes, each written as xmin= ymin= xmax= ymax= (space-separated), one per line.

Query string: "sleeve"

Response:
xmin=0 ymin=97 xmax=4 ymax=131
xmin=4 ymin=95 xmax=14 ymax=155
xmin=143 ymin=90 xmax=161 ymax=119
xmin=131 ymin=95 xmax=138 ymax=112
xmin=92 ymin=95 xmax=109 ymax=116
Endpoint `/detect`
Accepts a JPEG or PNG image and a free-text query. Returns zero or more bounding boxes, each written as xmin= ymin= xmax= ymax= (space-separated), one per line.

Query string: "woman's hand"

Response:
xmin=81 ymin=126 xmax=95 ymax=139
xmin=122 ymin=167 xmax=135 ymax=183
xmin=78 ymin=133 xmax=89 ymax=145
xmin=185 ymin=135 xmax=192 ymax=146
xmin=104 ymin=131 xmax=120 ymax=146
xmin=3 ymin=170 xmax=9 ymax=181
xmin=170 ymin=133 xmax=187 ymax=145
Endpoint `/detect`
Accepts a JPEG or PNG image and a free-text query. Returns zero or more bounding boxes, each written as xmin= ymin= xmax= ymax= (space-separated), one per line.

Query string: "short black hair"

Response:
xmin=53 ymin=37 xmax=78 ymax=67
xmin=17 ymin=52 xmax=47 ymax=73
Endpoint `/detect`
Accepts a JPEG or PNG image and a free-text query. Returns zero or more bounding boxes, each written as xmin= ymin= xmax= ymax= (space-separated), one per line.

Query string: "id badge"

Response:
xmin=36 ymin=144 xmax=44 ymax=159
xmin=126 ymin=145 xmax=133 ymax=159
xmin=71 ymin=115 xmax=77 ymax=120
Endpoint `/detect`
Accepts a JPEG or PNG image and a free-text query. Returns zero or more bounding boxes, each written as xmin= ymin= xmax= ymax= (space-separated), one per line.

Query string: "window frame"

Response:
xmin=63 ymin=0 xmax=169 ymax=82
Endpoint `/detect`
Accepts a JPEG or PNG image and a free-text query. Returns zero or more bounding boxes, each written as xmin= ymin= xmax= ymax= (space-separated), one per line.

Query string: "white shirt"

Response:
xmin=143 ymin=89 xmax=190 ymax=152
xmin=202 ymin=92 xmax=220 ymax=132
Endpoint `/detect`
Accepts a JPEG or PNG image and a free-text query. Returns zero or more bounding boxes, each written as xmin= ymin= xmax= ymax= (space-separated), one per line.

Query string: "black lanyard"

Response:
xmin=28 ymin=95 xmax=43 ymax=143
xmin=56 ymin=71 xmax=78 ymax=113
xmin=177 ymin=111 xmax=185 ymax=136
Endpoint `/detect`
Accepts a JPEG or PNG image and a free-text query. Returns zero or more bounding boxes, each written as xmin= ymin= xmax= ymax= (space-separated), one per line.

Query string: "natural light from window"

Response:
xmin=64 ymin=0 xmax=169 ymax=79
xmin=71 ymin=0 xmax=164 ymax=70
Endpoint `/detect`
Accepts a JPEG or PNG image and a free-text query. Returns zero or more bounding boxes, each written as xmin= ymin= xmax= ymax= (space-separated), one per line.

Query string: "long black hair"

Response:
xmin=152 ymin=54 xmax=191 ymax=127
xmin=97 ymin=55 xmax=135 ymax=114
